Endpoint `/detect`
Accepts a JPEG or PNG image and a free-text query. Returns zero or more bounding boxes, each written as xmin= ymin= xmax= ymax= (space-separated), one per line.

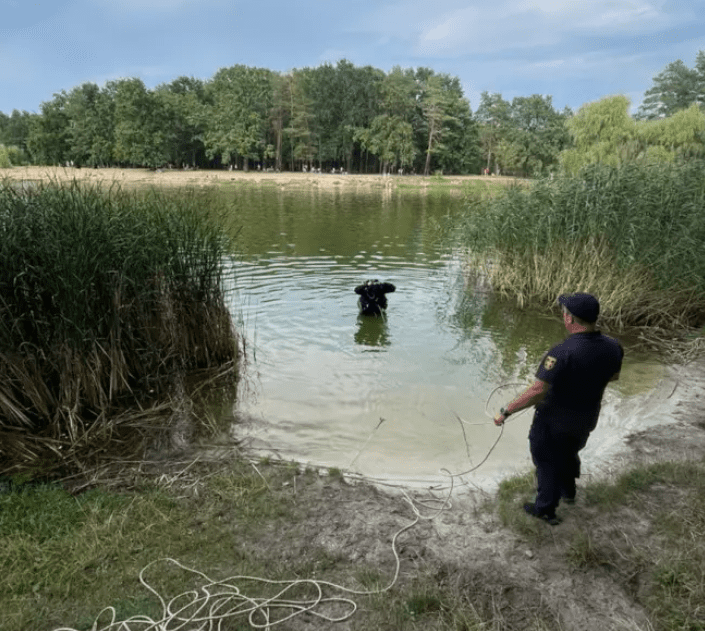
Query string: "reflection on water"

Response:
xmin=355 ymin=315 xmax=391 ymax=349
xmin=217 ymin=184 xmax=671 ymax=490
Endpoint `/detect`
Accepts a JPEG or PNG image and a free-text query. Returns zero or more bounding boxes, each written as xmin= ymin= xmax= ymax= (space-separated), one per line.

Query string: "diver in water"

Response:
xmin=354 ymin=279 xmax=396 ymax=317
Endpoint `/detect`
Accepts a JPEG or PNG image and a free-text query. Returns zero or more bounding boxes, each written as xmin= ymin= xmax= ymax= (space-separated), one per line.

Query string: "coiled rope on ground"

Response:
xmin=54 ymin=383 xmax=528 ymax=631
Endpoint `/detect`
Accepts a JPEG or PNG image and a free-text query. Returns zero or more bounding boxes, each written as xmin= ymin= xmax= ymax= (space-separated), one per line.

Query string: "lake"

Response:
xmin=219 ymin=181 xmax=672 ymax=491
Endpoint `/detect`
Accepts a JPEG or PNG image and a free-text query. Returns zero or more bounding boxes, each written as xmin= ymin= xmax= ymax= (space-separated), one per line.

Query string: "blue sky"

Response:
xmin=2 ymin=0 xmax=704 ymax=116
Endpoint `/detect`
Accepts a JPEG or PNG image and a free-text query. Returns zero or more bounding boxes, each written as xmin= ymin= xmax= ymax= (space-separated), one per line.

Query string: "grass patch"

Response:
xmin=495 ymin=458 xmax=705 ymax=630
xmin=584 ymin=460 xmax=702 ymax=507
xmin=494 ymin=470 xmax=546 ymax=536
xmin=1 ymin=456 xmax=559 ymax=631
xmin=0 ymin=459 xmax=294 ymax=631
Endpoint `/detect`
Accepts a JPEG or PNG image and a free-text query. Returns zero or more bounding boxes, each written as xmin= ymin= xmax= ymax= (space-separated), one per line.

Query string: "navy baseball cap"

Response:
xmin=558 ymin=293 xmax=600 ymax=323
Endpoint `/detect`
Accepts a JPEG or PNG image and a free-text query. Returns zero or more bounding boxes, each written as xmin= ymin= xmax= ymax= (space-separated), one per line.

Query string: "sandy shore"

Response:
xmin=1 ymin=165 xmax=514 ymax=191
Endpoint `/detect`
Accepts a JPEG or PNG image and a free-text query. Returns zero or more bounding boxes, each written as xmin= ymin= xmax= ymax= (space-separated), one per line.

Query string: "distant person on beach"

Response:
xmin=494 ymin=293 xmax=623 ymax=525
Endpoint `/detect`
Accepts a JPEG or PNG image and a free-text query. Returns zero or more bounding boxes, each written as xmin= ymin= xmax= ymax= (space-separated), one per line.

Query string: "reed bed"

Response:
xmin=0 ymin=179 xmax=239 ymax=474
xmin=460 ymin=160 xmax=705 ymax=329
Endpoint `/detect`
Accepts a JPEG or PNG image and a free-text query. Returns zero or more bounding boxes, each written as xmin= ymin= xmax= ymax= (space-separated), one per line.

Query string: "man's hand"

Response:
xmin=494 ymin=413 xmax=506 ymax=426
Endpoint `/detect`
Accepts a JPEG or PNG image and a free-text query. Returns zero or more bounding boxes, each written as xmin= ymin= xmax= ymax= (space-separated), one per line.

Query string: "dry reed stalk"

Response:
xmin=466 ymin=237 xmax=704 ymax=333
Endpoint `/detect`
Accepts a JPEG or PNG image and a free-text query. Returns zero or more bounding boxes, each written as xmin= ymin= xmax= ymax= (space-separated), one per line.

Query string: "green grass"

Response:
xmin=0 ymin=458 xmax=556 ymax=631
xmin=12 ymin=455 xmax=702 ymax=630
xmin=0 ymin=461 xmax=291 ymax=631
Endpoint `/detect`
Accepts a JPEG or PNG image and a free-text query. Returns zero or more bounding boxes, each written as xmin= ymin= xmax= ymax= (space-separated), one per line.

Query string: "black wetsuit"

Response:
xmin=530 ymin=331 xmax=623 ymax=516
xmin=355 ymin=282 xmax=395 ymax=316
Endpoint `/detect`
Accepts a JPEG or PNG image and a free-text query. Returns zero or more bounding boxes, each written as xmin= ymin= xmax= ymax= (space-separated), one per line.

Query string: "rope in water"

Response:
xmin=54 ymin=383 xmax=526 ymax=631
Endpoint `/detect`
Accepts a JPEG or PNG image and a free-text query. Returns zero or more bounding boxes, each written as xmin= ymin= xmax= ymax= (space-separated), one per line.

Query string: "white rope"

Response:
xmin=53 ymin=496 xmax=431 ymax=631
xmin=53 ymin=383 xmax=525 ymax=631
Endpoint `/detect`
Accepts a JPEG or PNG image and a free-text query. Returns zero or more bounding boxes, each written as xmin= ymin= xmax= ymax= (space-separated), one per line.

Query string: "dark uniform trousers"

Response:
xmin=529 ymin=411 xmax=591 ymax=515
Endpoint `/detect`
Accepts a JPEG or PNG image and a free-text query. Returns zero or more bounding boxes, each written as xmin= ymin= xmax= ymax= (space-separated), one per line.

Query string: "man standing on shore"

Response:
xmin=494 ymin=293 xmax=624 ymax=525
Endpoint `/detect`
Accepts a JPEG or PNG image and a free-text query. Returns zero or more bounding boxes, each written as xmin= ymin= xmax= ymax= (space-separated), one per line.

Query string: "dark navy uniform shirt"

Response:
xmin=534 ymin=331 xmax=624 ymax=437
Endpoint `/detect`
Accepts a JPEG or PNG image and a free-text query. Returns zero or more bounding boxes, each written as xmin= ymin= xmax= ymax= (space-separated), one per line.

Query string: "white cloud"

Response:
xmin=360 ymin=0 xmax=679 ymax=57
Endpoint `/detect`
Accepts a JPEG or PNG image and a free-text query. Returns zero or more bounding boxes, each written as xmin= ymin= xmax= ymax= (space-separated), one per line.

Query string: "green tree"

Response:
xmin=438 ymin=76 xmax=481 ymax=176
xmin=637 ymin=58 xmax=700 ymax=120
xmin=560 ymin=95 xmax=705 ymax=172
xmin=304 ymin=60 xmax=384 ymax=172
xmin=475 ymin=92 xmax=512 ymax=174
xmin=27 ymin=96 xmax=69 ymax=165
xmin=340 ymin=63 xmax=385 ymax=171
xmin=381 ymin=67 xmax=419 ymax=122
xmin=110 ymin=78 xmax=169 ymax=167
xmin=155 ymin=76 xmax=207 ymax=168
xmin=638 ymin=103 xmax=705 ymax=161
xmin=282 ymin=70 xmax=316 ymax=170
xmin=419 ymin=73 xmax=463 ymax=176
xmin=0 ymin=111 xmax=9 ymax=145
xmin=354 ymin=114 xmax=415 ymax=174
xmin=2 ymin=109 xmax=33 ymax=159
xmin=696 ymin=50 xmax=705 ymax=105
xmin=204 ymin=65 xmax=273 ymax=170
xmin=64 ymin=82 xmax=114 ymax=166
xmin=269 ymin=72 xmax=287 ymax=171
xmin=560 ymin=95 xmax=637 ymax=174
xmin=503 ymin=95 xmax=571 ymax=176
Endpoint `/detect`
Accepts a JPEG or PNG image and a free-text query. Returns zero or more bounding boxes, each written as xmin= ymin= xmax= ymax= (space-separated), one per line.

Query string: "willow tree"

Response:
xmin=561 ymin=95 xmax=705 ymax=173
xmin=559 ymin=95 xmax=637 ymax=174
xmin=638 ymin=104 xmax=705 ymax=161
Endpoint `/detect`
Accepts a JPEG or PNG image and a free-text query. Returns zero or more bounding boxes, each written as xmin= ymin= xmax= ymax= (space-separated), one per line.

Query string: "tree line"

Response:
xmin=2 ymin=53 xmax=705 ymax=176
xmin=0 ymin=60 xmax=572 ymax=177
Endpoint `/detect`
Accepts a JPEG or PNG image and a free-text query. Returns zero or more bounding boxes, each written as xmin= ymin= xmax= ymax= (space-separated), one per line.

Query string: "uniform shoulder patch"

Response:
xmin=543 ymin=355 xmax=557 ymax=370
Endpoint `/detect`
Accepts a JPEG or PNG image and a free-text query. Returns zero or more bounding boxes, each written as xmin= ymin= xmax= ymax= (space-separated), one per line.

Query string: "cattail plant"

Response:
xmin=0 ymin=179 xmax=239 ymax=473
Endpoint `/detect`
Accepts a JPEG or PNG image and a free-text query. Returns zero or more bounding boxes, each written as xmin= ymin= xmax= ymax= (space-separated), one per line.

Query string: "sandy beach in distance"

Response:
xmin=1 ymin=165 xmax=514 ymax=191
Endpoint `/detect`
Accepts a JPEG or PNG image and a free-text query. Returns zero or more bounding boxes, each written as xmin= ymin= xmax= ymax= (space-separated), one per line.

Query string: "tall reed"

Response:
xmin=460 ymin=160 xmax=705 ymax=328
xmin=0 ymin=179 xmax=238 ymax=473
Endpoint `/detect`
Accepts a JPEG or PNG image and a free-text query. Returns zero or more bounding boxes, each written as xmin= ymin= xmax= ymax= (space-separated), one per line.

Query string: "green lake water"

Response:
xmin=217 ymin=183 xmax=671 ymax=490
